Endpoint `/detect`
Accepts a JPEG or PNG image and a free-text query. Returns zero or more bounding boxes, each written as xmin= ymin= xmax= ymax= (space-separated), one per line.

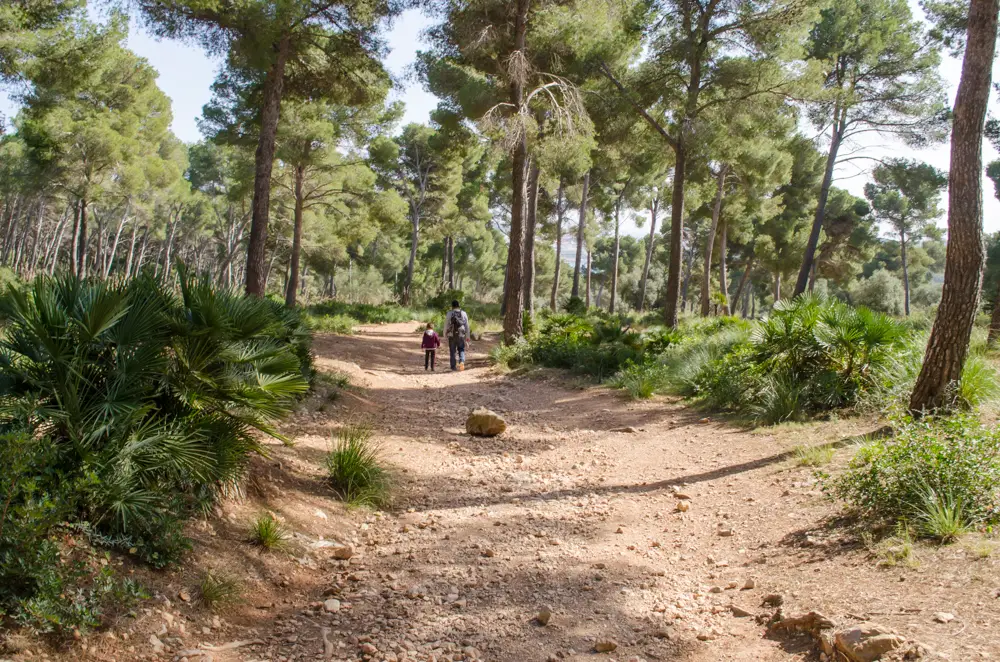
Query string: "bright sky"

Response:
xmin=2 ymin=4 xmax=999 ymax=236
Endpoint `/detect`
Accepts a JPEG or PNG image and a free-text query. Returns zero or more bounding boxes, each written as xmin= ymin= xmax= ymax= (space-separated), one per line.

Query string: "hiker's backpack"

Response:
xmin=447 ymin=311 xmax=466 ymax=339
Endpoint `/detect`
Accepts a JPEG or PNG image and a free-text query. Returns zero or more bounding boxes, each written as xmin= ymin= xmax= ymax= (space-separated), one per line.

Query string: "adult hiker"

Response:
xmin=445 ymin=299 xmax=470 ymax=371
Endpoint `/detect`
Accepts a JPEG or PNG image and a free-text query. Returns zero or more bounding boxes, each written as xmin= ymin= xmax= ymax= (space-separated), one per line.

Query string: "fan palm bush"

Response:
xmin=693 ymin=297 xmax=910 ymax=423
xmin=0 ymin=270 xmax=311 ymax=569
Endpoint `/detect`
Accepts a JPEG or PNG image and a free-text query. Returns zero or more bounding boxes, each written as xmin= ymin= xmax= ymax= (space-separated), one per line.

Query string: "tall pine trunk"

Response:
xmin=500 ymin=0 xmax=531 ymax=341
xmin=638 ymin=193 xmax=659 ymax=312
xmin=77 ymin=198 xmax=88 ymax=279
xmin=794 ymin=102 xmax=846 ymax=296
xmin=719 ymin=219 xmax=729 ymax=315
xmin=900 ymin=230 xmax=910 ymax=316
xmin=285 ymin=164 xmax=306 ymax=307
xmin=245 ymin=35 xmax=290 ymax=297
xmin=404 ymin=208 xmax=419 ymax=305
xmin=609 ymin=195 xmax=622 ymax=314
xmin=447 ymin=236 xmax=455 ymax=290
xmin=523 ymin=159 xmax=540 ymax=316
xmin=664 ymin=145 xmax=686 ymax=326
xmin=585 ymin=249 xmax=592 ymax=308
xmin=731 ymin=249 xmax=755 ymax=312
xmin=571 ymin=171 xmax=589 ymax=299
xmin=700 ymin=166 xmax=727 ymax=316
xmin=909 ymin=0 xmax=997 ymax=412
xmin=550 ymin=180 xmax=565 ymax=311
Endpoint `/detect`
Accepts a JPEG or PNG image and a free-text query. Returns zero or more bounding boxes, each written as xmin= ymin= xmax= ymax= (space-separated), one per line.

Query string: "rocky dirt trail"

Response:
xmin=71 ymin=323 xmax=1000 ymax=662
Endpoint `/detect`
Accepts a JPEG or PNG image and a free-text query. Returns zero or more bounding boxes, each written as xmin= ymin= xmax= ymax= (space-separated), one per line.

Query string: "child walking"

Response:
xmin=421 ymin=323 xmax=440 ymax=371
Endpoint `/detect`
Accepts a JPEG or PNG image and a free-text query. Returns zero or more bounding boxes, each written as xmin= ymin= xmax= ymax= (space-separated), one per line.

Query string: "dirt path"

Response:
xmin=82 ymin=323 xmax=1000 ymax=662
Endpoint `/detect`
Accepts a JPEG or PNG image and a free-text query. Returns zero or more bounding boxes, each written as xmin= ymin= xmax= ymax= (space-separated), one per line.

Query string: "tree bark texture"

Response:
xmin=639 ymin=193 xmax=659 ymax=312
xmin=244 ymin=34 xmax=290 ymax=297
xmin=701 ymin=166 xmax=727 ymax=316
xmin=501 ymin=0 xmax=531 ymax=341
xmin=550 ymin=181 xmax=565 ymax=311
xmin=286 ymin=164 xmax=306 ymax=307
xmin=523 ymin=159 xmax=540 ymax=316
xmin=571 ymin=171 xmax=590 ymax=299
xmin=909 ymin=0 xmax=997 ymax=412
xmin=794 ymin=103 xmax=846 ymax=297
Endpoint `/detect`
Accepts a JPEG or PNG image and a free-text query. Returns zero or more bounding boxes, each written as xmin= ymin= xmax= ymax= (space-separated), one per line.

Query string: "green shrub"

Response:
xmin=0 ymin=434 xmax=149 ymax=633
xmin=326 ymin=424 xmax=389 ymax=508
xmin=849 ymin=269 xmax=905 ymax=315
xmin=0 ymin=269 xmax=312 ymax=630
xmin=306 ymin=313 xmax=355 ymax=335
xmin=958 ymin=353 xmax=1000 ymax=408
xmin=832 ymin=415 xmax=1000 ymax=531
xmin=609 ymin=362 xmax=670 ymax=400
xmin=914 ymin=487 xmax=973 ymax=543
xmin=247 ymin=513 xmax=289 ymax=551
xmin=489 ymin=339 xmax=532 ymax=371
xmin=693 ymin=297 xmax=909 ymax=422
xmin=198 ymin=571 xmax=242 ymax=611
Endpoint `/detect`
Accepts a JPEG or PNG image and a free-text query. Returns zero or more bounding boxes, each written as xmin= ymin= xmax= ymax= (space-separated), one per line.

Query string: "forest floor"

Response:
xmin=51 ymin=323 xmax=1000 ymax=662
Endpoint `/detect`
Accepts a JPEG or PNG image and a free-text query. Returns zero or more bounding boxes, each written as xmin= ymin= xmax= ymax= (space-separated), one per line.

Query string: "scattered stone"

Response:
xmin=743 ymin=579 xmax=756 ymax=590
xmin=323 ymin=599 xmax=341 ymax=613
xmin=675 ymin=493 xmax=692 ymax=500
xmin=834 ymin=624 xmax=907 ymax=662
xmin=729 ymin=605 xmax=754 ymax=618
xmin=613 ymin=426 xmax=639 ymax=433
xmin=762 ymin=594 xmax=784 ymax=607
xmin=698 ymin=417 xmax=711 ymax=424
xmin=466 ymin=408 xmax=507 ymax=437
xmin=675 ymin=501 xmax=690 ymax=513
xmin=709 ymin=586 xmax=723 ymax=594
xmin=770 ymin=611 xmax=835 ymax=634
xmin=718 ymin=528 xmax=734 ymax=537
xmin=482 ymin=548 xmax=496 ymax=558
xmin=178 ymin=590 xmax=191 ymax=603
xmin=932 ymin=612 xmax=954 ymax=624
xmin=616 ymin=527 xmax=625 ymax=534
xmin=594 ymin=639 xmax=618 ymax=653
xmin=149 ymin=634 xmax=165 ymax=655
xmin=537 ymin=608 xmax=552 ymax=626
xmin=331 ymin=545 xmax=354 ymax=560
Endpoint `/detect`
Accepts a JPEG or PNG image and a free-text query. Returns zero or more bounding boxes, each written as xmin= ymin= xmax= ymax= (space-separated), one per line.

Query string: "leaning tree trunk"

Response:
xmin=900 ymin=230 xmax=910 ymax=316
xmin=285 ymin=164 xmax=306 ymax=307
xmin=664 ymin=143 xmax=686 ymax=327
xmin=447 ymin=236 xmax=455 ymax=291
xmin=523 ymin=159 xmax=541 ymax=316
xmin=70 ymin=200 xmax=80 ymax=277
xmin=700 ymin=166 xmax=727 ymax=316
xmin=794 ymin=102 xmax=846 ymax=297
xmin=719 ymin=219 xmax=729 ymax=315
xmin=403 ymin=208 xmax=420 ymax=306
xmin=77 ymin=198 xmax=88 ymax=279
xmin=550 ymin=180 xmax=565 ymax=311
xmin=571 ymin=171 xmax=590 ymax=299
xmin=501 ymin=0 xmax=531 ymax=342
xmin=244 ymin=34 xmax=290 ymax=297
xmin=609 ymin=196 xmax=622 ymax=314
xmin=909 ymin=0 xmax=998 ymax=413
xmin=731 ymin=249 xmax=755 ymax=312
xmin=638 ymin=194 xmax=659 ymax=312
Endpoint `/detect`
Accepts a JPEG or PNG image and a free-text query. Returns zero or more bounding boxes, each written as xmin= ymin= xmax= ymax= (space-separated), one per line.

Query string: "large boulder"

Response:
xmin=466 ymin=408 xmax=507 ymax=437
xmin=835 ymin=624 xmax=907 ymax=662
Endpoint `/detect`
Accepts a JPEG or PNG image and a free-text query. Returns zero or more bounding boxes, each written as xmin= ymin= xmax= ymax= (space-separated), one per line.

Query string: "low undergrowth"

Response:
xmin=326 ymin=424 xmax=389 ymax=508
xmin=0 ymin=270 xmax=312 ymax=633
xmin=495 ymin=296 xmax=999 ymax=426
xmin=831 ymin=414 xmax=1000 ymax=540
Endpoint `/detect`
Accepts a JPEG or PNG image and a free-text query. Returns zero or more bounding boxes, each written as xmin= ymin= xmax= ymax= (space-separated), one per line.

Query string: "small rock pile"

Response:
xmin=769 ymin=609 xmax=932 ymax=661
